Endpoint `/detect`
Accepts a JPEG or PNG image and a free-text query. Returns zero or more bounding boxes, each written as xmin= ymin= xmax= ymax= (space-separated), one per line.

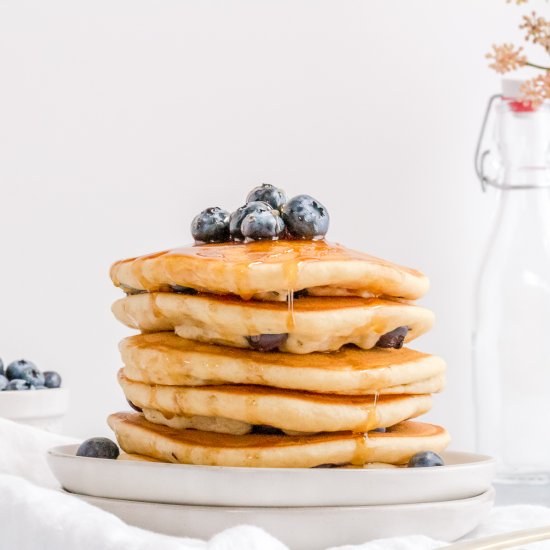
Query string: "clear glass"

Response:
xmin=473 ymin=100 xmax=550 ymax=495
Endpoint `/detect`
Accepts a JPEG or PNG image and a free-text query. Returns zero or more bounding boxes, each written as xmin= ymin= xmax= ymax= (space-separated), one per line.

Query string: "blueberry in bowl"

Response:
xmin=281 ymin=194 xmax=330 ymax=239
xmin=5 ymin=379 xmax=33 ymax=391
xmin=20 ymin=365 xmax=46 ymax=388
xmin=2 ymin=359 xmax=62 ymax=391
xmin=77 ymin=437 xmax=120 ymax=459
xmin=246 ymin=184 xmax=287 ymax=211
xmin=191 ymin=207 xmax=230 ymax=244
xmin=43 ymin=371 xmax=62 ymax=389
xmin=0 ymin=358 xmax=67 ymax=428
xmin=6 ymin=359 xmax=37 ymax=381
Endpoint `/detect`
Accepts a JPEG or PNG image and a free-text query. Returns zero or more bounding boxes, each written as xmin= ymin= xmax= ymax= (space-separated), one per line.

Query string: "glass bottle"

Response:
xmin=473 ymin=89 xmax=550 ymax=503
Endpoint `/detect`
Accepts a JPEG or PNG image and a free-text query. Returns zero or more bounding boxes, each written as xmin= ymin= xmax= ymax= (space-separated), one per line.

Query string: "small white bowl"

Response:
xmin=0 ymin=388 xmax=69 ymax=431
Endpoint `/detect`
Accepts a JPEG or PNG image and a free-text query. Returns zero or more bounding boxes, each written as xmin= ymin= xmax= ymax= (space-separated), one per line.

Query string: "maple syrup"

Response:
xmin=110 ymin=240 xmax=426 ymax=300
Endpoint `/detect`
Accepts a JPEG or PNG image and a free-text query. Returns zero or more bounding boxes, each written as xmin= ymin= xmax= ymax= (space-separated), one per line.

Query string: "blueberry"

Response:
xmin=5 ymin=379 xmax=33 ymax=391
xmin=0 ymin=375 xmax=8 ymax=391
xmin=43 ymin=371 xmax=62 ymax=389
xmin=251 ymin=425 xmax=285 ymax=435
xmin=246 ymin=333 xmax=288 ymax=352
xmin=169 ymin=285 xmax=199 ymax=295
xmin=6 ymin=359 xmax=37 ymax=381
xmin=281 ymin=194 xmax=330 ymax=239
xmin=371 ymin=427 xmax=386 ymax=433
xmin=76 ymin=437 xmax=120 ymax=459
xmin=127 ymin=399 xmax=143 ymax=412
xmin=246 ymin=184 xmax=287 ymax=211
xmin=120 ymin=284 xmax=146 ymax=296
xmin=241 ymin=209 xmax=285 ymax=241
xmin=191 ymin=207 xmax=230 ymax=244
xmin=0 ymin=358 xmax=4 ymax=376
xmin=34 ymin=385 xmax=47 ymax=390
xmin=408 ymin=451 xmax=444 ymax=468
xmin=376 ymin=327 xmax=409 ymax=349
xmin=229 ymin=201 xmax=272 ymax=241
xmin=20 ymin=365 xmax=45 ymax=387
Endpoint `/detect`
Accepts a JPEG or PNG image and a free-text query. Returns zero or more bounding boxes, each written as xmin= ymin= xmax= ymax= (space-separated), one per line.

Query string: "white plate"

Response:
xmin=70 ymin=488 xmax=495 ymax=548
xmin=48 ymin=445 xmax=495 ymax=507
xmin=0 ymin=388 xmax=69 ymax=430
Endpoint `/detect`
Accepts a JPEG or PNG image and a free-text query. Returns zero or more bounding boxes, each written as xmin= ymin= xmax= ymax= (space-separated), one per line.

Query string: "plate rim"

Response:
xmin=48 ymin=444 xmax=496 ymax=474
xmin=64 ymin=486 xmax=496 ymax=511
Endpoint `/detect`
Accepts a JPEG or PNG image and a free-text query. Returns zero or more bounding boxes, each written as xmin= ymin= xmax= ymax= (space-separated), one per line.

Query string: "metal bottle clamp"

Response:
xmin=474 ymin=94 xmax=502 ymax=192
xmin=475 ymin=93 xmax=550 ymax=191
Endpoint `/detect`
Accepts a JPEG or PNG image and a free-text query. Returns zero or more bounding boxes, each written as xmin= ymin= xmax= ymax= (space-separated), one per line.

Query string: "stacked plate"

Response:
xmin=48 ymin=446 xmax=495 ymax=549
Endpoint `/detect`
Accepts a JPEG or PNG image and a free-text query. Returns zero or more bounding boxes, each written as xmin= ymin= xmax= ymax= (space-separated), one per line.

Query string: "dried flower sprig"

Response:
xmin=486 ymin=44 xmax=527 ymax=73
xmin=520 ymin=71 xmax=550 ymax=102
xmin=487 ymin=1 xmax=550 ymax=106
xmin=520 ymin=11 xmax=550 ymax=54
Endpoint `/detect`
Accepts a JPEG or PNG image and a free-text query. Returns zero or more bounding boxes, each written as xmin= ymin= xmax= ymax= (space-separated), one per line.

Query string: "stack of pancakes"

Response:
xmin=108 ymin=240 xmax=450 ymax=468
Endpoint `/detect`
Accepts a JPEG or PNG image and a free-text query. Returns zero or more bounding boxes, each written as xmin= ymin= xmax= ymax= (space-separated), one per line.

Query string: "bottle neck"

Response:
xmin=496 ymin=102 xmax=550 ymax=189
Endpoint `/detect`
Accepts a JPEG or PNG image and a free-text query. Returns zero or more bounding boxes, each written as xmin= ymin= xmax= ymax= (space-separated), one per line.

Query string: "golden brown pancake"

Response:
xmin=141 ymin=408 xmax=253 ymax=435
xmin=110 ymin=240 xmax=429 ymax=301
xmin=118 ymin=370 xmax=432 ymax=433
xmin=112 ymin=293 xmax=434 ymax=354
xmin=108 ymin=412 xmax=450 ymax=468
xmin=118 ymin=450 xmax=401 ymax=468
xmin=119 ymin=333 xmax=446 ymax=395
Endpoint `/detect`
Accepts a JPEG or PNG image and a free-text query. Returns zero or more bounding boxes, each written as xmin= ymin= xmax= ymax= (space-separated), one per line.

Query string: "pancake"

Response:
xmin=109 ymin=240 xmax=429 ymax=301
xmin=142 ymin=408 xmax=252 ymax=435
xmin=139 ymin=402 xmax=443 ymax=437
xmin=108 ymin=412 xmax=450 ymax=467
xmin=119 ymin=449 xmax=400 ymax=468
xmin=119 ymin=333 xmax=446 ymax=395
xmin=118 ymin=371 xmax=432 ymax=433
xmin=112 ymin=293 xmax=434 ymax=354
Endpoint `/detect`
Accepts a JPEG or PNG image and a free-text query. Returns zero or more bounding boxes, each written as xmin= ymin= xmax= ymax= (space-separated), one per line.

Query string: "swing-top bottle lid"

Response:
xmin=501 ymin=78 xmax=539 ymax=113
xmin=501 ymin=78 xmax=523 ymax=99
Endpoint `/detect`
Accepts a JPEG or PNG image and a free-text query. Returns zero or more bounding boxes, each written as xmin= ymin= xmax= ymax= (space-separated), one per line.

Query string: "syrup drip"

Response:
xmin=112 ymin=240 xmax=426 ymax=299
xmin=351 ymin=433 xmax=373 ymax=466
xmin=372 ymin=390 xmax=379 ymax=428
xmin=286 ymin=289 xmax=296 ymax=331
xmin=148 ymin=294 xmax=163 ymax=320
xmin=356 ymin=391 xmax=380 ymax=432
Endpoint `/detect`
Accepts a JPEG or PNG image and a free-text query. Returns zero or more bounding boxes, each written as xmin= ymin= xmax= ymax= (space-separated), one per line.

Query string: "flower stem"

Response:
xmin=526 ymin=61 xmax=550 ymax=70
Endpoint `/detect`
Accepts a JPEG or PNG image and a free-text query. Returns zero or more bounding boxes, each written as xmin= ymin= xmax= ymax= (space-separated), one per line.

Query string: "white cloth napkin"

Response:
xmin=1 ymin=417 xmax=550 ymax=550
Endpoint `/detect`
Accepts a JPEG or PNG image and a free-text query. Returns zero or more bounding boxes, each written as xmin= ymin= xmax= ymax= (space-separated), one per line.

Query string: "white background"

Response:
xmin=0 ymin=1 xmax=535 ymax=449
